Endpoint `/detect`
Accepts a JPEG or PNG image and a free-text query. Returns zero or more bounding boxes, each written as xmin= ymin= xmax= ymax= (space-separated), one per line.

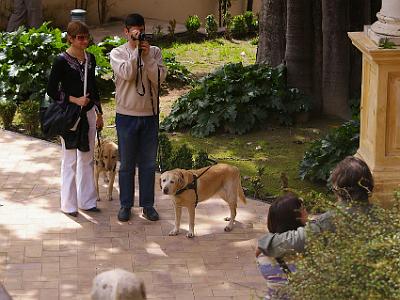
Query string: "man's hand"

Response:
xmin=139 ymin=40 xmax=150 ymax=56
xmin=130 ymin=29 xmax=141 ymax=40
xmin=70 ymin=94 xmax=90 ymax=106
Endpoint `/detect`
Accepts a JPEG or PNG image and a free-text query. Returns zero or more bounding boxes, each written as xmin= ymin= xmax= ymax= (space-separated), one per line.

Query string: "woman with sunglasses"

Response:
xmin=47 ymin=21 xmax=103 ymax=217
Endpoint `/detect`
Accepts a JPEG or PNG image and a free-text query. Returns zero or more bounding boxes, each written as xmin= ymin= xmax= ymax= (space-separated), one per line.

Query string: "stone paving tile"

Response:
xmin=0 ymin=129 xmax=269 ymax=299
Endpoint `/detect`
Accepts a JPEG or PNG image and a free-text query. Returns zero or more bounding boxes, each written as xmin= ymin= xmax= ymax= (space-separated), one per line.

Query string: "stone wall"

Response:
xmin=0 ymin=0 xmax=260 ymax=30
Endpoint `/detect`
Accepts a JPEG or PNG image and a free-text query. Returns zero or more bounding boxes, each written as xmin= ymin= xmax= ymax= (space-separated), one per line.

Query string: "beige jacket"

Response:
xmin=110 ymin=42 xmax=167 ymax=116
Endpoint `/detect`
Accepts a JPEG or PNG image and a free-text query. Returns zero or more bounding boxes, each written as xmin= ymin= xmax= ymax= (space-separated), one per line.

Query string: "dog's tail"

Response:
xmin=238 ymin=180 xmax=247 ymax=204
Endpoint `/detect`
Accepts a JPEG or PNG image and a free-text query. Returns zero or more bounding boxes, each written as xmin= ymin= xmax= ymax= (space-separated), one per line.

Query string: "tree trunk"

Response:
xmin=370 ymin=0 xmax=382 ymax=23
xmin=247 ymin=0 xmax=254 ymax=11
xmin=349 ymin=0 xmax=371 ymax=103
xmin=321 ymin=0 xmax=350 ymax=118
xmin=311 ymin=0 xmax=323 ymax=113
xmin=285 ymin=0 xmax=313 ymax=97
xmin=256 ymin=0 xmax=286 ymax=66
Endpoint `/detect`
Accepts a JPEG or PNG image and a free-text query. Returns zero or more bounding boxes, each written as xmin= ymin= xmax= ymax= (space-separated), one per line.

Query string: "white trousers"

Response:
xmin=60 ymin=107 xmax=97 ymax=213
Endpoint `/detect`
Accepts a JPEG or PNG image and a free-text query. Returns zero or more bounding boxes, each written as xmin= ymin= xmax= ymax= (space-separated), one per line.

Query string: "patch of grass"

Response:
xmin=162 ymin=118 xmax=342 ymax=197
xmin=164 ymin=39 xmax=256 ymax=75
xmin=100 ymin=97 xmax=117 ymax=143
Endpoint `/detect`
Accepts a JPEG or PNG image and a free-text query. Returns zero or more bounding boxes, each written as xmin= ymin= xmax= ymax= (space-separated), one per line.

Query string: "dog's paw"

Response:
xmin=224 ymin=217 xmax=231 ymax=221
xmin=186 ymin=232 xmax=195 ymax=238
xmin=168 ymin=229 xmax=179 ymax=236
xmin=97 ymin=197 xmax=101 ymax=202
xmin=224 ymin=226 xmax=232 ymax=232
xmin=107 ymin=195 xmax=113 ymax=201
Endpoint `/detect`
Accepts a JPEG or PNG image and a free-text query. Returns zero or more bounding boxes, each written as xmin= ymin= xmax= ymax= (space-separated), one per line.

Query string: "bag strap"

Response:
xmin=83 ymin=52 xmax=88 ymax=108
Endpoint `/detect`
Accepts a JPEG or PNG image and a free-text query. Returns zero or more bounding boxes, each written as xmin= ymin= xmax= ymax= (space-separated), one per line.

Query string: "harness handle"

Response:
xmin=175 ymin=164 xmax=215 ymax=207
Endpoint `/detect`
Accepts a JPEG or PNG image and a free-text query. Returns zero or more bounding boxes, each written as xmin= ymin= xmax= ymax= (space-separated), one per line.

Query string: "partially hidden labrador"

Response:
xmin=160 ymin=163 xmax=247 ymax=238
xmin=94 ymin=140 xmax=118 ymax=201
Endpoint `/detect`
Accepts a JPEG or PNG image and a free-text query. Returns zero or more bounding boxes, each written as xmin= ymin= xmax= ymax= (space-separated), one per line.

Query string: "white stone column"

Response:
xmin=369 ymin=0 xmax=400 ymax=45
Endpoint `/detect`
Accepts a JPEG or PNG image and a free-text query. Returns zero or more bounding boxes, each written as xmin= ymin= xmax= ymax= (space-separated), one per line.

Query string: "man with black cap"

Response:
xmin=110 ymin=14 xmax=167 ymax=222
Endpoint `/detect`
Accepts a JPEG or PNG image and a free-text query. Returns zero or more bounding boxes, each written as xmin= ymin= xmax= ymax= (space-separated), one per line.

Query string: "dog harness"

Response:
xmin=174 ymin=165 xmax=214 ymax=207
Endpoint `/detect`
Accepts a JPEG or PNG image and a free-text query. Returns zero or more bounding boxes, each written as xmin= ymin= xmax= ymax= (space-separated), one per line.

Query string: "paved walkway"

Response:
xmin=0 ymin=129 xmax=269 ymax=300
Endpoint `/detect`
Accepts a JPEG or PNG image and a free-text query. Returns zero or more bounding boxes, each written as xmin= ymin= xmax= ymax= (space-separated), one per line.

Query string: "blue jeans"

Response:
xmin=116 ymin=113 xmax=158 ymax=208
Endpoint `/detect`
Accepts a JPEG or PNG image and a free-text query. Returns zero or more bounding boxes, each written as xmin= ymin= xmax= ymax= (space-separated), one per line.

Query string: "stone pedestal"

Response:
xmin=369 ymin=0 xmax=400 ymax=45
xmin=348 ymin=32 xmax=400 ymax=206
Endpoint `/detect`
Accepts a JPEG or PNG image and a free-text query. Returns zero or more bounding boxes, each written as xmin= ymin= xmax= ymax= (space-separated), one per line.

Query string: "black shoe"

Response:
xmin=63 ymin=211 xmax=78 ymax=217
xmin=83 ymin=207 xmax=101 ymax=212
xmin=142 ymin=207 xmax=159 ymax=221
xmin=118 ymin=207 xmax=131 ymax=222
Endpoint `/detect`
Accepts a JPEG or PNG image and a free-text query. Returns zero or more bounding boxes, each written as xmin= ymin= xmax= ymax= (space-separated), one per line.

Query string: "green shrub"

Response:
xmin=250 ymin=165 xmax=266 ymax=198
xmin=0 ymin=99 xmax=17 ymax=129
xmin=299 ymin=119 xmax=360 ymax=183
xmin=243 ymin=11 xmax=258 ymax=34
xmin=293 ymin=189 xmax=334 ymax=214
xmin=97 ymin=35 xmax=127 ymax=55
xmin=250 ymin=36 xmax=259 ymax=45
xmin=18 ymin=99 xmax=40 ymax=135
xmin=185 ymin=15 xmax=201 ymax=35
xmin=158 ymin=134 xmax=213 ymax=171
xmin=229 ymin=15 xmax=247 ymax=38
xmin=205 ymin=15 xmax=218 ymax=38
xmin=152 ymin=25 xmax=163 ymax=41
xmin=162 ymin=51 xmax=194 ymax=86
xmin=284 ymin=198 xmax=400 ymax=299
xmin=170 ymin=144 xmax=194 ymax=170
xmin=158 ymin=133 xmax=173 ymax=172
xmin=0 ymin=23 xmax=67 ymax=104
xmin=168 ymin=19 xmax=177 ymax=38
xmin=193 ymin=150 xmax=212 ymax=169
xmin=161 ymin=63 xmax=311 ymax=137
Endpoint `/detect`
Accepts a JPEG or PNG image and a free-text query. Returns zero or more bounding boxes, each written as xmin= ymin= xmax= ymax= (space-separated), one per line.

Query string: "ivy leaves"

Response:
xmin=299 ymin=119 xmax=360 ymax=182
xmin=0 ymin=23 xmax=67 ymax=104
xmin=161 ymin=63 xmax=311 ymax=137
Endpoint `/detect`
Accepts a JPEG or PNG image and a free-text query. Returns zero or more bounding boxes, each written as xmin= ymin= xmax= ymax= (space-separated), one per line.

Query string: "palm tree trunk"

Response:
xmin=311 ymin=0 xmax=323 ymax=113
xmin=256 ymin=0 xmax=286 ymax=66
xmin=247 ymin=0 xmax=254 ymax=11
xmin=285 ymin=0 xmax=313 ymax=96
xmin=349 ymin=0 xmax=371 ymax=102
xmin=321 ymin=0 xmax=350 ymax=117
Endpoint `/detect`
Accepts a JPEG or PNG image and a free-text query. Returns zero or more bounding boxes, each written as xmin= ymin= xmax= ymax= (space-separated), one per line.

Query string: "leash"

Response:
xmin=175 ymin=164 xmax=215 ymax=207
xmin=151 ymin=67 xmax=163 ymax=172
xmin=95 ymin=128 xmax=104 ymax=169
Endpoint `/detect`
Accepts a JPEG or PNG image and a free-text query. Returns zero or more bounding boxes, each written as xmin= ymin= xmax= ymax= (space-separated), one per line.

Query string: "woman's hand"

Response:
xmin=70 ymin=94 xmax=90 ymax=106
xmin=256 ymin=248 xmax=262 ymax=257
xmin=96 ymin=114 xmax=104 ymax=130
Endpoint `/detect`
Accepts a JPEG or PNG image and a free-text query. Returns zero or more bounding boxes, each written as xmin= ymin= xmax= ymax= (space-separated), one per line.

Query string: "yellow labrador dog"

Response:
xmin=160 ymin=163 xmax=247 ymax=238
xmin=94 ymin=140 xmax=118 ymax=201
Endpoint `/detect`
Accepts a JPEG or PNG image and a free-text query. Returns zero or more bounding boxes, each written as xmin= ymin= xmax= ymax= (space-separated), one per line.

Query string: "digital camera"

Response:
xmin=132 ymin=32 xmax=146 ymax=41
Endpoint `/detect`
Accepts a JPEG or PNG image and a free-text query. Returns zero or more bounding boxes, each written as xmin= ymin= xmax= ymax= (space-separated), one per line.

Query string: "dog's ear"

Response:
xmin=178 ymin=171 xmax=185 ymax=186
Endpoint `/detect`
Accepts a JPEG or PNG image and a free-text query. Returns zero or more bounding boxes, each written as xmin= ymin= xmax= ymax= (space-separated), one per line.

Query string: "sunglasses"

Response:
xmin=74 ymin=34 xmax=90 ymax=41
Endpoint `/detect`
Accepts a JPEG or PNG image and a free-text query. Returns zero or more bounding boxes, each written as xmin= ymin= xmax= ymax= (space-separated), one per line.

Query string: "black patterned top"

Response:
xmin=46 ymin=51 xmax=102 ymax=114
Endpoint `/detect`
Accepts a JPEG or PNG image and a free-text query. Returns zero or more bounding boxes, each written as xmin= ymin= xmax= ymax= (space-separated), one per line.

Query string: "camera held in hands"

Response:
xmin=131 ymin=32 xmax=146 ymax=41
